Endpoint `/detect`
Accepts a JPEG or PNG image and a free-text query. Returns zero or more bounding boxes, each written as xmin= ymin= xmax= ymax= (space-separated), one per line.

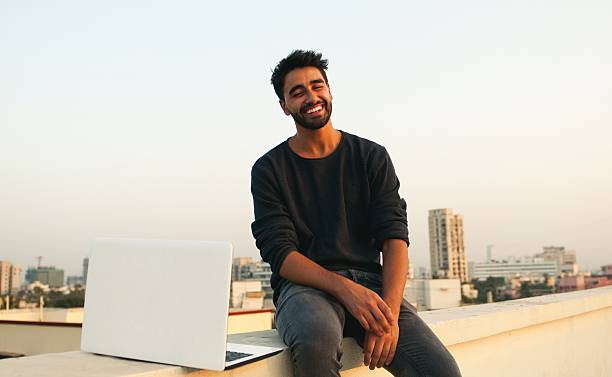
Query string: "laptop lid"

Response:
xmin=81 ymin=237 xmax=232 ymax=370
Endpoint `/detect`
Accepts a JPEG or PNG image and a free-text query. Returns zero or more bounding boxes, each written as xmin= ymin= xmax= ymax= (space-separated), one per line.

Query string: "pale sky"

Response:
xmin=1 ymin=1 xmax=611 ymax=277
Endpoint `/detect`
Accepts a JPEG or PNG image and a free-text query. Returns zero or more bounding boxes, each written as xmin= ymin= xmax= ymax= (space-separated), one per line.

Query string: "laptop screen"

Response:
xmin=81 ymin=238 xmax=232 ymax=370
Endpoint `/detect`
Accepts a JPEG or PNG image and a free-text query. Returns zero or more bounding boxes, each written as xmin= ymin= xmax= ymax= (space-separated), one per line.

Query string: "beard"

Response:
xmin=290 ymin=101 xmax=333 ymax=130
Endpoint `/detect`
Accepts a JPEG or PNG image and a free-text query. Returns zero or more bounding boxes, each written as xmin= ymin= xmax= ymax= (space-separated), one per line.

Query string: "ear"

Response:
xmin=327 ymin=84 xmax=333 ymax=100
xmin=279 ymin=99 xmax=290 ymax=116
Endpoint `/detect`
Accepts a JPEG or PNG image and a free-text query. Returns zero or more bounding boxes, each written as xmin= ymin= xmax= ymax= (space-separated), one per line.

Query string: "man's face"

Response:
xmin=280 ymin=66 xmax=333 ymax=130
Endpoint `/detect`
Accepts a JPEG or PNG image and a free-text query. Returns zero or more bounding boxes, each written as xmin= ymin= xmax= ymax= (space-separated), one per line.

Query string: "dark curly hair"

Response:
xmin=271 ymin=50 xmax=329 ymax=100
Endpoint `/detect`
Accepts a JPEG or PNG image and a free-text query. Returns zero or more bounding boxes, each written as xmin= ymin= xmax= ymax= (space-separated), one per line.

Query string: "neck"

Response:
xmin=289 ymin=122 xmax=341 ymax=159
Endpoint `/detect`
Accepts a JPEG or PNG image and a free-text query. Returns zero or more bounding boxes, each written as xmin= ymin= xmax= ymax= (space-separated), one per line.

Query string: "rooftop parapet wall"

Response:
xmin=1 ymin=286 xmax=612 ymax=377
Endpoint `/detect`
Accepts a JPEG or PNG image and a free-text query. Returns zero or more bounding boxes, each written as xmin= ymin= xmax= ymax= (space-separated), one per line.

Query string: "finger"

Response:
xmin=369 ymin=305 xmax=390 ymax=334
xmin=363 ymin=333 xmax=375 ymax=366
xmin=364 ymin=311 xmax=384 ymax=336
xmin=376 ymin=298 xmax=395 ymax=326
xmin=385 ymin=336 xmax=398 ymax=366
xmin=369 ymin=338 xmax=384 ymax=370
xmin=364 ymin=300 xmax=387 ymax=335
xmin=378 ymin=339 xmax=391 ymax=368
xmin=357 ymin=314 xmax=371 ymax=333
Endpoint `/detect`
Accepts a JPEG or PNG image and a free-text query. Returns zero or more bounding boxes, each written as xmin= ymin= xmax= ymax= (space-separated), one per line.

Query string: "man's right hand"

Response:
xmin=335 ymin=278 xmax=395 ymax=336
xmin=278 ymin=251 xmax=394 ymax=336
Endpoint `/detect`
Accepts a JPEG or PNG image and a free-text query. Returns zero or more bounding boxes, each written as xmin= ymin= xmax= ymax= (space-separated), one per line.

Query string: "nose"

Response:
xmin=304 ymin=88 xmax=317 ymax=103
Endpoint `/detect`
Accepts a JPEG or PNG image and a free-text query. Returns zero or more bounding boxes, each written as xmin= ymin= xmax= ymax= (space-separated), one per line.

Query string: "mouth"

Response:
xmin=302 ymin=103 xmax=325 ymax=116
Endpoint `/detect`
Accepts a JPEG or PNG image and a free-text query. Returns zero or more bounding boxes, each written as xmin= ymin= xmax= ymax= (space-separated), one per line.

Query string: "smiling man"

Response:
xmin=251 ymin=50 xmax=462 ymax=377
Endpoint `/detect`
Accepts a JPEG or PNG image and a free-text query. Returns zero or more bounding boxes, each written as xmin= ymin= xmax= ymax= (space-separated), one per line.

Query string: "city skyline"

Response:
xmin=1 ymin=2 xmax=611 ymax=276
xmin=1 ymin=240 xmax=605 ymax=282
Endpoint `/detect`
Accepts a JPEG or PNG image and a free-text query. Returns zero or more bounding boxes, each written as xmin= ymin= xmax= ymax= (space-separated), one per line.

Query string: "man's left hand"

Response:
xmin=363 ymin=321 xmax=400 ymax=370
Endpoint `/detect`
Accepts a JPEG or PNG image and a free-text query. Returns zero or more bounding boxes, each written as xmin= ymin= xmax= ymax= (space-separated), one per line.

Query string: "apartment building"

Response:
xmin=0 ymin=261 xmax=22 ymax=295
xmin=428 ymin=208 xmax=469 ymax=282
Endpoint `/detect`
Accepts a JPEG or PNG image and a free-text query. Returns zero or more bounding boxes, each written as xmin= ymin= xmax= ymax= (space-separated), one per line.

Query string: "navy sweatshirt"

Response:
xmin=250 ymin=131 xmax=409 ymax=304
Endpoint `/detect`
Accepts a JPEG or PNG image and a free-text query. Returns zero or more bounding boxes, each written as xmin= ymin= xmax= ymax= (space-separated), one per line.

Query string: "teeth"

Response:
xmin=306 ymin=105 xmax=323 ymax=114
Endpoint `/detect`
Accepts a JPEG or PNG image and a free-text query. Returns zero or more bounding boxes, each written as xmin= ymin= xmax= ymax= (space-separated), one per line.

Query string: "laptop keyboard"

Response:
xmin=225 ymin=350 xmax=253 ymax=362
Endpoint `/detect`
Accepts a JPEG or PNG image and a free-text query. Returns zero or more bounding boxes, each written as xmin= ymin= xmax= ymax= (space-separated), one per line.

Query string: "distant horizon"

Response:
xmin=4 ymin=238 xmax=609 ymax=283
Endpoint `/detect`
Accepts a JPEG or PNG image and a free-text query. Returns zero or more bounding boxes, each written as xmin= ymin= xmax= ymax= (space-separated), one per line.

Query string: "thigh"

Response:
xmin=274 ymin=282 xmax=346 ymax=348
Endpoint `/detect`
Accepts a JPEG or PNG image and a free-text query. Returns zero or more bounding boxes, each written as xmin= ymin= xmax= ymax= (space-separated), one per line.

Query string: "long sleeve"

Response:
xmin=367 ymin=148 xmax=410 ymax=251
xmin=250 ymin=132 xmax=409 ymax=304
xmin=250 ymin=161 xmax=298 ymax=274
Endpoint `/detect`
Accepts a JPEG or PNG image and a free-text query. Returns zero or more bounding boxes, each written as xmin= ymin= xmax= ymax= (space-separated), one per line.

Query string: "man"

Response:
xmin=251 ymin=50 xmax=462 ymax=377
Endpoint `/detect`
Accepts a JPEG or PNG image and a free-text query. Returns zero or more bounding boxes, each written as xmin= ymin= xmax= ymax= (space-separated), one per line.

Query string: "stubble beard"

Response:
xmin=291 ymin=101 xmax=333 ymax=130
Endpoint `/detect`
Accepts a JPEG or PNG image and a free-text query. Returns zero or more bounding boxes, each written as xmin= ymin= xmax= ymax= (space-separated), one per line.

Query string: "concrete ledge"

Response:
xmin=421 ymin=285 xmax=612 ymax=346
xmin=2 ymin=286 xmax=612 ymax=377
xmin=0 ymin=352 xmax=187 ymax=377
xmin=0 ymin=322 xmax=82 ymax=356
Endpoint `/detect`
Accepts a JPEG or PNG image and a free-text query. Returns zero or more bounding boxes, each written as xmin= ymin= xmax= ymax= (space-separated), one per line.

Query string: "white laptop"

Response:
xmin=81 ymin=237 xmax=283 ymax=371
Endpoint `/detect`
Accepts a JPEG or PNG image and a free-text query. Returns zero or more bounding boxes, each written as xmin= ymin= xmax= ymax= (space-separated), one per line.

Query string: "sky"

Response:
xmin=1 ymin=1 xmax=611 ymax=277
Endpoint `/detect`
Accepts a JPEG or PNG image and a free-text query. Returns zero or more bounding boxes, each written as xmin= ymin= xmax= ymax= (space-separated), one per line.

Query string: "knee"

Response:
xmin=274 ymin=288 xmax=345 ymax=375
xmin=433 ymin=353 xmax=462 ymax=377
xmin=414 ymin=349 xmax=462 ymax=377
xmin=285 ymin=322 xmax=343 ymax=377
xmin=391 ymin=353 xmax=462 ymax=377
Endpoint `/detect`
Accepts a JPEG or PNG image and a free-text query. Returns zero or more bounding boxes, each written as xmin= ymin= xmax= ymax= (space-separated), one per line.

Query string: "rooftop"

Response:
xmin=1 ymin=286 xmax=611 ymax=376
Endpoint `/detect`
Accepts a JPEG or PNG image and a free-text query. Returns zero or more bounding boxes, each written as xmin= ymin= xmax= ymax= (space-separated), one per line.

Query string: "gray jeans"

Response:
xmin=274 ymin=269 xmax=462 ymax=377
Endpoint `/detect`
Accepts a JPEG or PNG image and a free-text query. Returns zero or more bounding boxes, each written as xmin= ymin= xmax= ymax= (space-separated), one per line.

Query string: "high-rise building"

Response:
xmin=535 ymin=246 xmax=578 ymax=275
xmin=232 ymin=257 xmax=255 ymax=282
xmin=486 ymin=245 xmax=494 ymax=262
xmin=83 ymin=257 xmax=89 ymax=284
xmin=10 ymin=265 xmax=21 ymax=293
xmin=251 ymin=261 xmax=273 ymax=303
xmin=25 ymin=266 xmax=64 ymax=287
xmin=0 ymin=261 xmax=9 ymax=295
xmin=0 ymin=261 xmax=22 ymax=295
xmin=428 ymin=208 xmax=469 ymax=282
